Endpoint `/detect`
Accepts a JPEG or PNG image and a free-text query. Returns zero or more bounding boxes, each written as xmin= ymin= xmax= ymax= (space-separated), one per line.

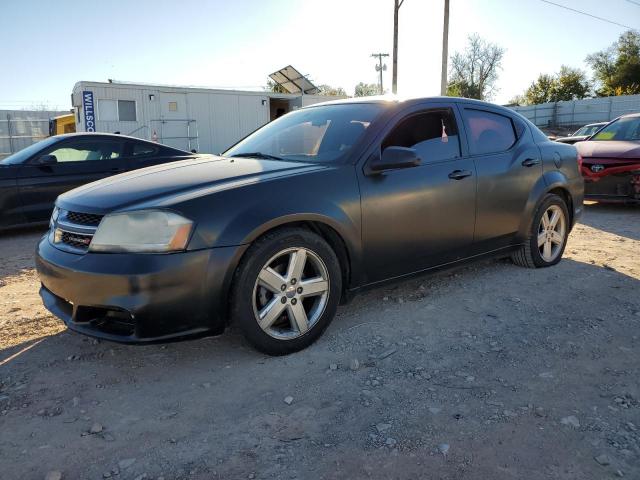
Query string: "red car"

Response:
xmin=575 ymin=113 xmax=640 ymax=203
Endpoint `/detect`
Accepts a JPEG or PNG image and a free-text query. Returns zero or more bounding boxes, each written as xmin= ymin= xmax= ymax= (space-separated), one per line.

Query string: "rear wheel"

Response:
xmin=230 ymin=228 xmax=342 ymax=355
xmin=512 ymin=194 xmax=569 ymax=268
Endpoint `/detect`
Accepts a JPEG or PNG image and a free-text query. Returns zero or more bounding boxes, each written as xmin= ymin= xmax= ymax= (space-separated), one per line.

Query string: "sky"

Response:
xmin=0 ymin=0 xmax=638 ymax=110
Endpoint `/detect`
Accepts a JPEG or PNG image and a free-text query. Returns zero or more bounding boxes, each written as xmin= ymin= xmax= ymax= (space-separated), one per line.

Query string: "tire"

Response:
xmin=511 ymin=193 xmax=570 ymax=268
xmin=230 ymin=227 xmax=342 ymax=355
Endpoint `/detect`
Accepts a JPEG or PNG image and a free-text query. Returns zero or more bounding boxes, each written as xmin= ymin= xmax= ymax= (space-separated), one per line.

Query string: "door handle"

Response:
xmin=448 ymin=169 xmax=472 ymax=180
xmin=521 ymin=158 xmax=541 ymax=167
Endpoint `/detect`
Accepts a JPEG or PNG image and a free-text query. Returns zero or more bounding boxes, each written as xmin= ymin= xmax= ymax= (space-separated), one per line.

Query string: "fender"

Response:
xmin=231 ymin=210 xmax=362 ymax=279
xmin=181 ymin=164 xmax=365 ymax=286
xmin=236 ymin=211 xmax=364 ymax=287
xmin=516 ymin=170 xmax=574 ymax=240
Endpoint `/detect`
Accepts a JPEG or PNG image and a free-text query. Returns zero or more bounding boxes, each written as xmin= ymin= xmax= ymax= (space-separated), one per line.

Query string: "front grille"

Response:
xmin=60 ymin=231 xmax=93 ymax=249
xmin=52 ymin=209 xmax=102 ymax=254
xmin=66 ymin=211 xmax=103 ymax=226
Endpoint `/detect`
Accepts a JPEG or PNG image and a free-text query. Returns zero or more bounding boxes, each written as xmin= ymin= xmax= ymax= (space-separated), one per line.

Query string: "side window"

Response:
xmin=132 ymin=142 xmax=160 ymax=158
xmin=382 ymin=109 xmax=460 ymax=163
xmin=463 ymin=109 xmax=517 ymax=155
xmin=97 ymin=100 xmax=137 ymax=122
xmin=98 ymin=99 xmax=118 ymax=121
xmin=118 ymin=100 xmax=136 ymax=121
xmin=42 ymin=140 xmax=123 ymax=163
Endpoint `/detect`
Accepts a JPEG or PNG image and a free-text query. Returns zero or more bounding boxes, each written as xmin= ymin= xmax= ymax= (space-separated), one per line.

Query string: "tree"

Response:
xmin=266 ymin=80 xmax=346 ymax=97
xmin=446 ymin=34 xmax=505 ymax=100
xmin=522 ymin=66 xmax=591 ymax=105
xmin=586 ymin=30 xmax=640 ymax=96
xmin=317 ymin=84 xmax=347 ymax=97
xmin=554 ymin=66 xmax=591 ymax=101
xmin=354 ymin=82 xmax=380 ymax=97
xmin=524 ymin=74 xmax=556 ymax=105
xmin=506 ymin=94 xmax=526 ymax=106
xmin=264 ymin=79 xmax=288 ymax=94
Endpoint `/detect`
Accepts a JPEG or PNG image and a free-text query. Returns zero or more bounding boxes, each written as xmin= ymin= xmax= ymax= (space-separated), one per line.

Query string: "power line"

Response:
xmin=539 ymin=0 xmax=636 ymax=29
xmin=624 ymin=0 xmax=640 ymax=7
xmin=370 ymin=53 xmax=389 ymax=95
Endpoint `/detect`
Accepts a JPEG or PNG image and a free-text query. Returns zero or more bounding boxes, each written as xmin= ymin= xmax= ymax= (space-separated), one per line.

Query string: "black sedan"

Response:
xmin=36 ymin=97 xmax=584 ymax=355
xmin=0 ymin=133 xmax=199 ymax=229
xmin=554 ymin=122 xmax=607 ymax=145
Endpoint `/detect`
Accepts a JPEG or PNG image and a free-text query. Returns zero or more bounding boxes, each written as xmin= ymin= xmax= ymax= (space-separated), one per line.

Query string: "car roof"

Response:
xmin=51 ymin=132 xmax=192 ymax=153
xmin=304 ymin=95 xmax=513 ymax=111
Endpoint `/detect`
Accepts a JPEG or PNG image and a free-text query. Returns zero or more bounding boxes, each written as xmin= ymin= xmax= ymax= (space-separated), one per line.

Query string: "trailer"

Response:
xmin=71 ymin=81 xmax=340 ymax=154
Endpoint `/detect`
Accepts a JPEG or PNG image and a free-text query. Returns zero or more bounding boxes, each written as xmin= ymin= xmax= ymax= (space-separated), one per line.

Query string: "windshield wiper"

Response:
xmin=229 ymin=152 xmax=285 ymax=161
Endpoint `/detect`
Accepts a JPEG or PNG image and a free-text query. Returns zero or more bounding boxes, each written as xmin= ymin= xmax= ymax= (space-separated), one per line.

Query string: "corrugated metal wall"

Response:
xmin=0 ymin=110 xmax=67 ymax=159
xmin=73 ymin=82 xmax=337 ymax=154
xmin=510 ymin=94 xmax=640 ymax=129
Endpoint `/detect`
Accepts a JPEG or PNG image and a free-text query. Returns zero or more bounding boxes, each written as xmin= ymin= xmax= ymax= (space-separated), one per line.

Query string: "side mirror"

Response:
xmin=37 ymin=154 xmax=58 ymax=165
xmin=369 ymin=146 xmax=421 ymax=173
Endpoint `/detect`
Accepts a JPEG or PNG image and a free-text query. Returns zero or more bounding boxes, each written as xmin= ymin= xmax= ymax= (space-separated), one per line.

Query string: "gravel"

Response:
xmin=1 ymin=204 xmax=639 ymax=479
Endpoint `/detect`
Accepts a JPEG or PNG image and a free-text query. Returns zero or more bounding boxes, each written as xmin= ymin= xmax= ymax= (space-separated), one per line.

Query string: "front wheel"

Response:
xmin=512 ymin=193 xmax=569 ymax=268
xmin=230 ymin=228 xmax=342 ymax=355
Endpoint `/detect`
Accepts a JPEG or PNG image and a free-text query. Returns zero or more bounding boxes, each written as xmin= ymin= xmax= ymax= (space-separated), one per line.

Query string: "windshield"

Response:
xmin=224 ymin=103 xmax=383 ymax=163
xmin=573 ymin=124 xmax=604 ymax=137
xmin=0 ymin=136 xmax=59 ymax=165
xmin=591 ymin=117 xmax=640 ymax=142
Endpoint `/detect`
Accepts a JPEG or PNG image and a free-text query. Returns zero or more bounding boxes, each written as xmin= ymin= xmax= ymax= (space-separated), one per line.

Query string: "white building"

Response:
xmin=71 ymin=81 xmax=340 ymax=154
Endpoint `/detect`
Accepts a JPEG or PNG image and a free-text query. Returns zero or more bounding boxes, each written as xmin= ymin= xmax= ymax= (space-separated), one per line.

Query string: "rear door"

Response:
xmin=458 ymin=106 xmax=543 ymax=253
xmin=17 ymin=136 xmax=127 ymax=222
xmin=358 ymin=103 xmax=477 ymax=282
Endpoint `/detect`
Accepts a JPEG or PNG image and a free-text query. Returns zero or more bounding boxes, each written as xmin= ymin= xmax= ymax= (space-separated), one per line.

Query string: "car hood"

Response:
xmin=57 ymin=156 xmax=326 ymax=214
xmin=576 ymin=140 xmax=640 ymax=159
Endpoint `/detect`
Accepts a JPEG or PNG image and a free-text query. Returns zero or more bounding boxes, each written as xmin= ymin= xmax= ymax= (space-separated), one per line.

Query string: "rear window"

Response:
xmin=463 ymin=109 xmax=517 ymax=155
xmin=132 ymin=142 xmax=159 ymax=157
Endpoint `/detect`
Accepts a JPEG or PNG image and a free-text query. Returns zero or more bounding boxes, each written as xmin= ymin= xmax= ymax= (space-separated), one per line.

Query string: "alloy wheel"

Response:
xmin=252 ymin=247 xmax=330 ymax=340
xmin=537 ymin=205 xmax=566 ymax=262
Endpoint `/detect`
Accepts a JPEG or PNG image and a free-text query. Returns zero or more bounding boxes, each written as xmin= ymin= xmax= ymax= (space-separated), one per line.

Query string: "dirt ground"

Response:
xmin=1 ymin=203 xmax=639 ymax=480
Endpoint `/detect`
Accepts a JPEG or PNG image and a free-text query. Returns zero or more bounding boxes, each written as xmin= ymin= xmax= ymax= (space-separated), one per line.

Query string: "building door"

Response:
xmin=155 ymin=92 xmax=192 ymax=150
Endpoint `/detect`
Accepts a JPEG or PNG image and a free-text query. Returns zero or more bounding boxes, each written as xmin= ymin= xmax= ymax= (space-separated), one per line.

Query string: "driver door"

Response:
xmin=17 ymin=137 xmax=127 ymax=222
xmin=357 ymin=104 xmax=477 ymax=283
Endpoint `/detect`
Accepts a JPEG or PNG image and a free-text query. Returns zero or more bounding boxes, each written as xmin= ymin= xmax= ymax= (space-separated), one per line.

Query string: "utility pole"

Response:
xmin=371 ymin=53 xmax=389 ymax=94
xmin=440 ymin=0 xmax=450 ymax=96
xmin=392 ymin=0 xmax=404 ymax=94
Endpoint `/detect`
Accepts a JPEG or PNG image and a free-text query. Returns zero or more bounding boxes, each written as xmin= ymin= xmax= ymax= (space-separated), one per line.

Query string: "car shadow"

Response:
xmin=2 ymin=255 xmax=639 ymax=373
xmin=581 ymin=202 xmax=640 ymax=241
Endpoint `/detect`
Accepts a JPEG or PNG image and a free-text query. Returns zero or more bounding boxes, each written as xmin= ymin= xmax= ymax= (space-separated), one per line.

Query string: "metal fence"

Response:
xmin=510 ymin=94 xmax=640 ymax=130
xmin=0 ymin=110 xmax=68 ymax=159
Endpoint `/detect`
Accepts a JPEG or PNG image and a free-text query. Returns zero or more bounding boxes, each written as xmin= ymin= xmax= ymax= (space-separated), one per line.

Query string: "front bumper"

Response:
xmin=36 ymin=235 xmax=244 ymax=343
xmin=584 ymin=171 xmax=640 ymax=204
xmin=582 ymin=161 xmax=640 ymax=203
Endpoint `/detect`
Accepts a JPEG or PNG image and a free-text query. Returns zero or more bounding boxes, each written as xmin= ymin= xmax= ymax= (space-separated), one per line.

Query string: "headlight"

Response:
xmin=49 ymin=206 xmax=60 ymax=229
xmin=89 ymin=210 xmax=193 ymax=253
